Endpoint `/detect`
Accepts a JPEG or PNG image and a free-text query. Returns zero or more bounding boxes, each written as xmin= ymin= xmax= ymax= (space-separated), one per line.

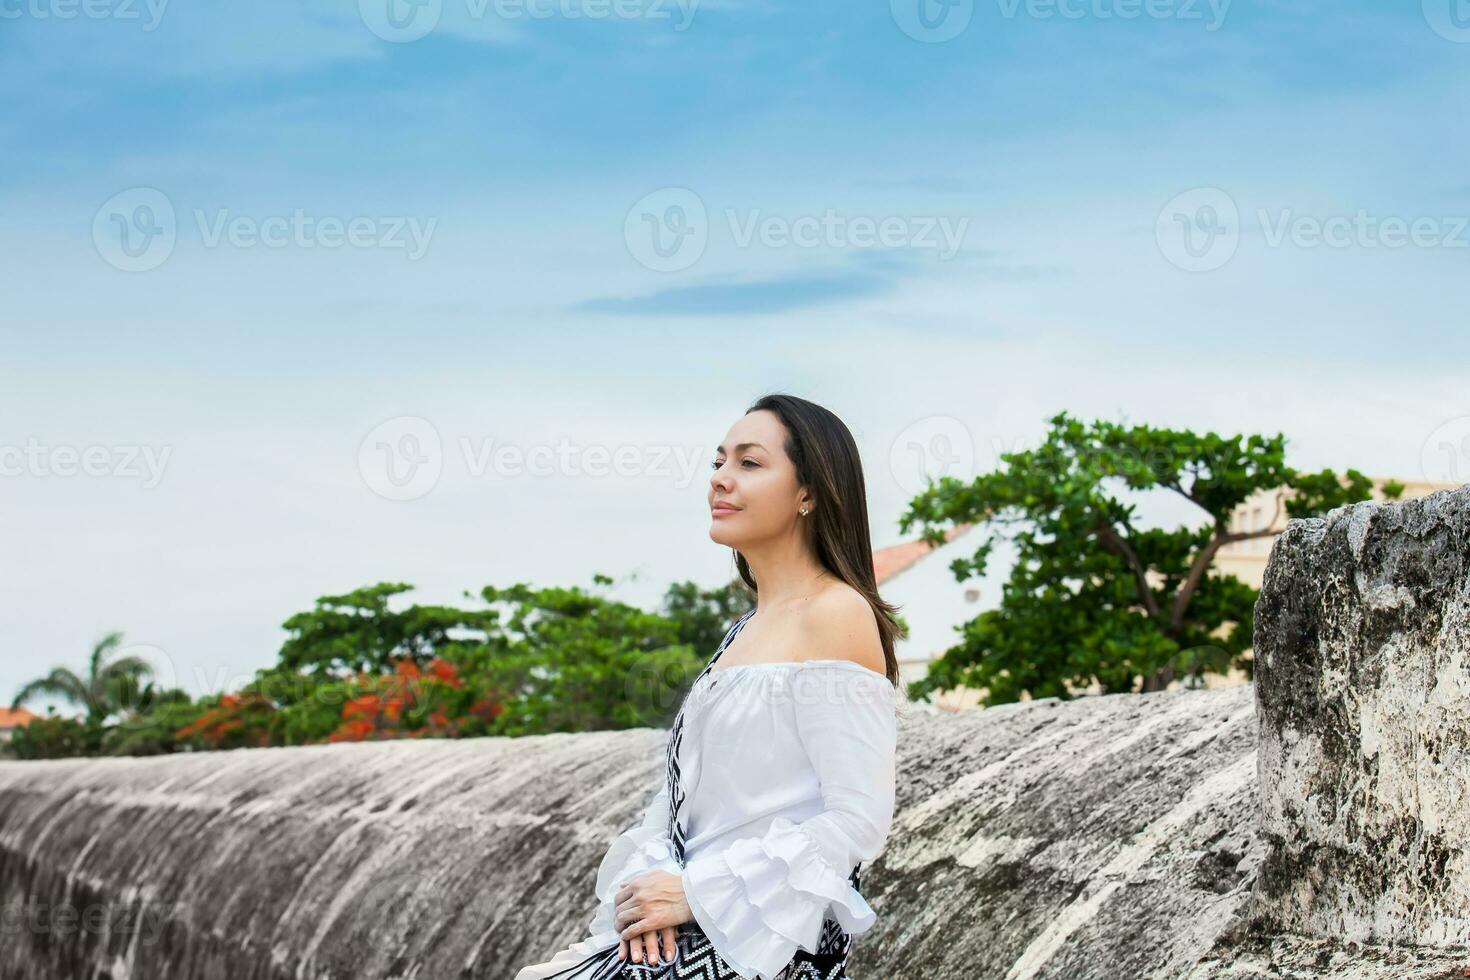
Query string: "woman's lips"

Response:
xmin=711 ymin=504 xmax=741 ymax=516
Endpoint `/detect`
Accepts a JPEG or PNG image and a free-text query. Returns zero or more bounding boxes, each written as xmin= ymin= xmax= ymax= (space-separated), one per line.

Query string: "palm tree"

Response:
xmin=12 ymin=632 xmax=159 ymax=724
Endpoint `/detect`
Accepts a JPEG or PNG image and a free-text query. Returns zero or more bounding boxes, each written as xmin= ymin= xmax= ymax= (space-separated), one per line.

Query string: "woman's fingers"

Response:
xmin=621 ymin=930 xmax=664 ymax=965
xmin=660 ymin=925 xmax=677 ymax=961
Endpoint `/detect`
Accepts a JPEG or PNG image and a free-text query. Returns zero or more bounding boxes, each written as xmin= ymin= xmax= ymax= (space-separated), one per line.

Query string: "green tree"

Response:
xmin=459 ymin=579 xmax=703 ymax=736
xmin=658 ymin=578 xmax=757 ymax=655
xmin=11 ymin=632 xmax=173 ymax=726
xmin=275 ymin=582 xmax=502 ymax=676
xmin=234 ymin=576 xmax=754 ymax=745
xmin=900 ymin=411 xmax=1400 ymax=706
xmin=7 ymin=713 xmax=97 ymax=760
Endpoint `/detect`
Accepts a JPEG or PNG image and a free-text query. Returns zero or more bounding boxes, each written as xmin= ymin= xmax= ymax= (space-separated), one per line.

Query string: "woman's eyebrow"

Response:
xmin=716 ymin=441 xmax=766 ymax=454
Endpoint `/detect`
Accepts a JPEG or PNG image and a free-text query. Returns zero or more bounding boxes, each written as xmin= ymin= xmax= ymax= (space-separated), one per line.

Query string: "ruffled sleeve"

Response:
xmin=585 ymin=769 xmax=681 ymax=938
xmin=679 ymin=666 xmax=897 ymax=980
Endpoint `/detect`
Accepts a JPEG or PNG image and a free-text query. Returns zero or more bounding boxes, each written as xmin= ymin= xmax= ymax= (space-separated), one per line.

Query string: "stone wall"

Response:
xmin=1249 ymin=483 xmax=1470 ymax=947
xmin=1 ymin=686 xmax=1260 ymax=979
xmin=2 ymin=485 xmax=1468 ymax=979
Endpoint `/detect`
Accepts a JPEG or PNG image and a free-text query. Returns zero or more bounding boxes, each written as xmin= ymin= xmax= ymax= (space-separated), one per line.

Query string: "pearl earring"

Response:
xmin=799 ymin=506 xmax=809 ymax=516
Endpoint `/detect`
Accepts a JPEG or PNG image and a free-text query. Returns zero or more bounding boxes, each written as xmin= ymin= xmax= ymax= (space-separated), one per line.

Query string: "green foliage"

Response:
xmin=463 ymin=581 xmax=713 ymax=736
xmin=900 ymin=411 xmax=1386 ymax=706
xmin=276 ymin=582 xmax=502 ymax=676
xmin=7 ymin=713 xmax=102 ymax=759
xmin=11 ymin=631 xmax=163 ymax=725
xmin=43 ymin=575 xmax=756 ymax=754
xmin=101 ymin=695 xmax=205 ymax=756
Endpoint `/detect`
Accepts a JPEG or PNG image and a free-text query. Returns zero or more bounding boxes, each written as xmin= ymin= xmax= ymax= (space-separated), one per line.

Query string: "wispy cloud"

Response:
xmin=573 ymin=270 xmax=891 ymax=316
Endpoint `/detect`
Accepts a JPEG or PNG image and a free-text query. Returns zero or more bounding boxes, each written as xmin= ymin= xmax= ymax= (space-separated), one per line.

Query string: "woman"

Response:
xmin=514 ymin=393 xmax=903 ymax=980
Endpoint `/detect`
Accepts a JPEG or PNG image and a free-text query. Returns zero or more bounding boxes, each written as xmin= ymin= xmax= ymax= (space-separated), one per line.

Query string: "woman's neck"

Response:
xmin=742 ymin=540 xmax=836 ymax=612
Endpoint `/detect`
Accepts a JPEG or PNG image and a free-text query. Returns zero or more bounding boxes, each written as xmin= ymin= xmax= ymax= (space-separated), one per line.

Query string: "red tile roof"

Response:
xmin=0 ymin=707 xmax=38 ymax=728
xmin=873 ymin=523 xmax=975 ymax=584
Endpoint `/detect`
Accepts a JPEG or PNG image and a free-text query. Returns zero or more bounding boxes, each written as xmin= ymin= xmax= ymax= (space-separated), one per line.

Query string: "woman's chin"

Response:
xmin=709 ymin=522 xmax=745 ymax=547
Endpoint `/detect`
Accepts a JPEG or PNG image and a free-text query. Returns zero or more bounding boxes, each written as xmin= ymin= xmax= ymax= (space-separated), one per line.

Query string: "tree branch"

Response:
xmin=1091 ymin=520 xmax=1162 ymax=620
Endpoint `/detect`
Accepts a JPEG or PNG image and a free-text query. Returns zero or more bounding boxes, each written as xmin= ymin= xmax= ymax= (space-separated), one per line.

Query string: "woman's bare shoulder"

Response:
xmin=796 ymin=586 xmax=885 ymax=676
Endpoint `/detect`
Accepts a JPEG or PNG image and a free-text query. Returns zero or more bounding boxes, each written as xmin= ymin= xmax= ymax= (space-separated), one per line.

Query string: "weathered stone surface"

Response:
xmin=1186 ymin=926 xmax=1470 ymax=978
xmin=1250 ymin=484 xmax=1470 ymax=948
xmin=1 ymin=686 xmax=1260 ymax=980
xmin=4 ymin=485 xmax=1469 ymax=979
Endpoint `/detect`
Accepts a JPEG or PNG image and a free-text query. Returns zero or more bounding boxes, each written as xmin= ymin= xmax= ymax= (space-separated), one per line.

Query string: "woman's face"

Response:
xmin=708 ymin=409 xmax=807 ymax=547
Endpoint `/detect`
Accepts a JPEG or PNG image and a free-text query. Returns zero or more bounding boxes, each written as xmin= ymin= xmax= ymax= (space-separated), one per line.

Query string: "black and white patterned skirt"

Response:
xmin=580 ymin=912 xmax=858 ymax=980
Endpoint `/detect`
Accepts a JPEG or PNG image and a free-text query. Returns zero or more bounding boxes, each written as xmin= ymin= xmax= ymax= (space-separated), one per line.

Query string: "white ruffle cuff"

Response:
xmin=681 ymin=816 xmax=876 ymax=980
xmin=585 ymin=811 xmax=681 ymax=939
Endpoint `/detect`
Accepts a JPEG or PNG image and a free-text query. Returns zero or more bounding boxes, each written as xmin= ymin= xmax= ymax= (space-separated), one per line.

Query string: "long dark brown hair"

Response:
xmin=731 ymin=393 xmax=906 ymax=688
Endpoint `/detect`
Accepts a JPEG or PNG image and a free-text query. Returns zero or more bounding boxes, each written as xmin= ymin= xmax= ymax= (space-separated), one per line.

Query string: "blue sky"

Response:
xmin=3 ymin=0 xmax=1467 ymax=707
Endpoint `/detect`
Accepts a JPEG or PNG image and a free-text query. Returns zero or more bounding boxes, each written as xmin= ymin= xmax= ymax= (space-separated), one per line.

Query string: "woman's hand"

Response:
xmin=613 ymin=869 xmax=691 ymax=965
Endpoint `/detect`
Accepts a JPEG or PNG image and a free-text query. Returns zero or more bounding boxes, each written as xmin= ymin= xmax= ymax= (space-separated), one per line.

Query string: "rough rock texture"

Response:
xmin=0 ymin=686 xmax=1261 ymax=980
xmin=1250 ymin=484 xmax=1470 ymax=948
xmin=2 ymin=486 xmax=1469 ymax=979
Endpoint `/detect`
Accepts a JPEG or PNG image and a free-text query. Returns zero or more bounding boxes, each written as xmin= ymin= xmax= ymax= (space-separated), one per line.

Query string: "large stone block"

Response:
xmin=1251 ymin=484 xmax=1470 ymax=946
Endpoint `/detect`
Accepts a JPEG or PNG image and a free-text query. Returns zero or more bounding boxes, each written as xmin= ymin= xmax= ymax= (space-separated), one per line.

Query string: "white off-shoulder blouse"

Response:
xmin=515 ymin=653 xmax=898 ymax=980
